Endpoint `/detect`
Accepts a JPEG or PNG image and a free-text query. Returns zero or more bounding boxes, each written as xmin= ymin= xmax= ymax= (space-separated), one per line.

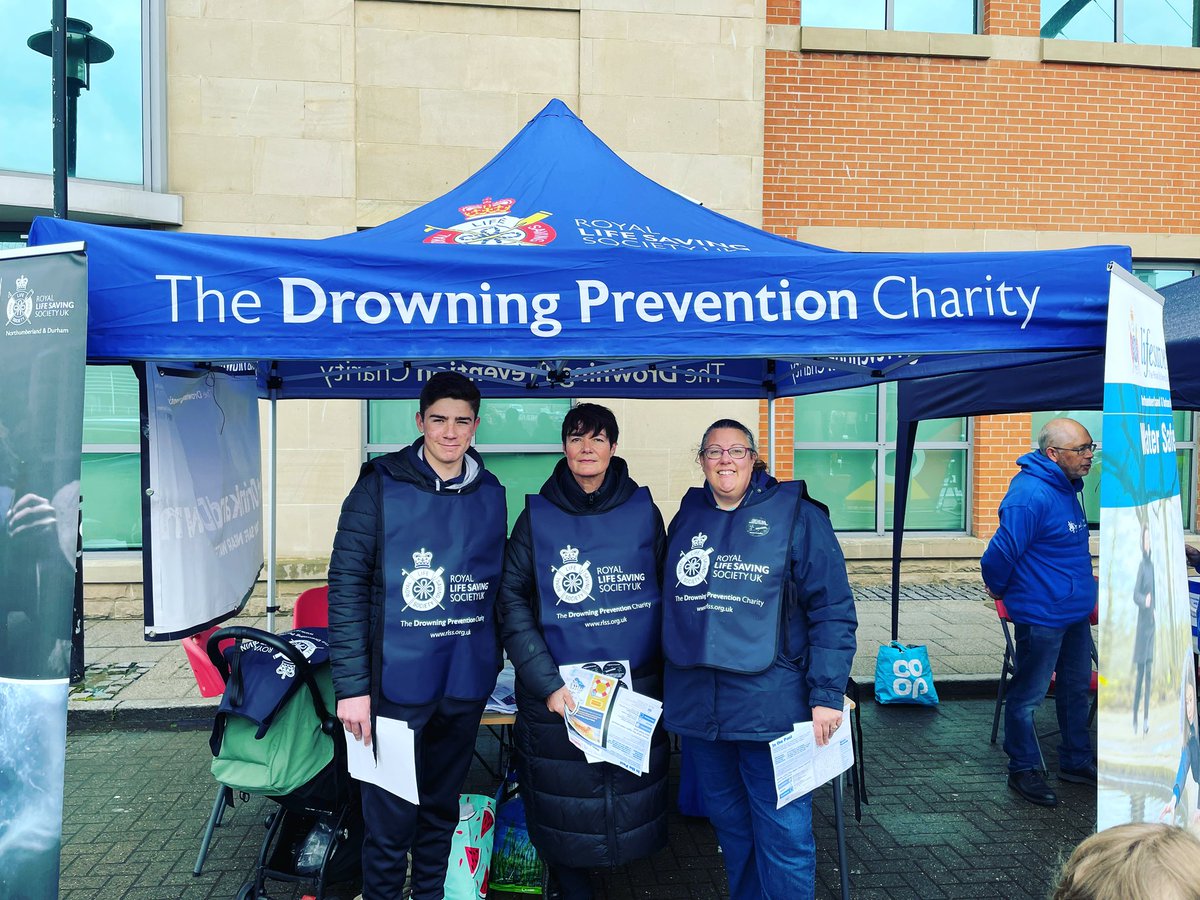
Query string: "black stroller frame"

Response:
xmin=207 ymin=626 xmax=363 ymax=900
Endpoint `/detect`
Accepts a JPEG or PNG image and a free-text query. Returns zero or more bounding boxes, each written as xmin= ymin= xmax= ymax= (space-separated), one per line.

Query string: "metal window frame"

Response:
xmin=793 ymin=386 xmax=972 ymax=535
xmin=886 ymin=0 xmax=982 ymax=32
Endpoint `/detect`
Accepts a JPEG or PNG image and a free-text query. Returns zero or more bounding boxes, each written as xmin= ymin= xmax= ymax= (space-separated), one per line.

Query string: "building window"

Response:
xmin=793 ymin=385 xmax=970 ymax=533
xmin=82 ymin=366 xmax=142 ymax=550
xmin=366 ymin=398 xmax=572 ymax=532
xmin=1041 ymin=0 xmax=1197 ymax=46
xmin=801 ymin=0 xmax=979 ymax=34
xmin=1134 ymin=263 xmax=1200 ymax=290
xmin=0 ymin=0 xmax=164 ymax=187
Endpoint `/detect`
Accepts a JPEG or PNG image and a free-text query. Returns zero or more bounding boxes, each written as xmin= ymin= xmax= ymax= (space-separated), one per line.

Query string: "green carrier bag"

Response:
xmin=210 ymin=664 xmax=337 ymax=796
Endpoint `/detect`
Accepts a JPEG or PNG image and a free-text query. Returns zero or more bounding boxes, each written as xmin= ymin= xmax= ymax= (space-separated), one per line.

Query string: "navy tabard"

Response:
xmin=379 ymin=479 xmax=506 ymax=705
xmin=528 ymin=488 xmax=662 ymax=671
xmin=663 ymin=482 xmax=801 ymax=674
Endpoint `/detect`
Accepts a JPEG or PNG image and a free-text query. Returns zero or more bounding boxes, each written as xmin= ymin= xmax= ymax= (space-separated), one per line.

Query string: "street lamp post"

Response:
xmin=27 ymin=13 xmax=114 ymax=216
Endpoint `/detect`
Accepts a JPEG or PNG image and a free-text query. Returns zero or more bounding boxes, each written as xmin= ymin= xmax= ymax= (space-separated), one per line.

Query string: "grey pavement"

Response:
xmin=61 ymin=586 xmax=1098 ymax=899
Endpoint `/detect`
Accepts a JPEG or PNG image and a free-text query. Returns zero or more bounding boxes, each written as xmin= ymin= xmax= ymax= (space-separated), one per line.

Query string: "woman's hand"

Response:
xmin=1160 ymin=797 xmax=1177 ymax=822
xmin=546 ymin=685 xmax=576 ymax=719
xmin=812 ymin=705 xmax=843 ymax=747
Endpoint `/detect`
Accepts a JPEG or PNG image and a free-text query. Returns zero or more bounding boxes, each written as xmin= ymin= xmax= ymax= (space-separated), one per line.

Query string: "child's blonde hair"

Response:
xmin=1052 ymin=823 xmax=1200 ymax=900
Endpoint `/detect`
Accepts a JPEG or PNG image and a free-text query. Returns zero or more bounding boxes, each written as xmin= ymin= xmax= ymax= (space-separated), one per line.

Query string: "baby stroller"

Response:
xmin=207 ymin=625 xmax=363 ymax=900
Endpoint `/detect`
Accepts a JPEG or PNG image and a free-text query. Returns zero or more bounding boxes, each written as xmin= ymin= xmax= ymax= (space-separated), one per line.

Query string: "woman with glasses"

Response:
xmin=662 ymin=418 xmax=857 ymax=900
xmin=498 ymin=403 xmax=668 ymax=900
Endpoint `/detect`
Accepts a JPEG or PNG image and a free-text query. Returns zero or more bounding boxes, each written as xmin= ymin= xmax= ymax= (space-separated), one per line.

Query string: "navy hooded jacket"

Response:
xmin=980 ymin=450 xmax=1096 ymax=627
xmin=663 ymin=471 xmax=857 ymax=742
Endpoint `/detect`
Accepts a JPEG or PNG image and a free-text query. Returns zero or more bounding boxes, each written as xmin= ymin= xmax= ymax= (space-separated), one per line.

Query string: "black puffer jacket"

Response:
xmin=498 ymin=456 xmax=669 ymax=869
xmin=327 ymin=440 xmax=503 ymax=713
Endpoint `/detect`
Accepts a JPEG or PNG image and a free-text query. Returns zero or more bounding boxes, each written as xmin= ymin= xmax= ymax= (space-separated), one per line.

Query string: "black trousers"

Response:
xmin=359 ymin=696 xmax=485 ymax=900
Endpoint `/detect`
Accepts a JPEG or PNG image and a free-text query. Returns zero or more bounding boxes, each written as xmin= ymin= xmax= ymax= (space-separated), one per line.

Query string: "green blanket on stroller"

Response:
xmin=211 ymin=664 xmax=336 ymax=797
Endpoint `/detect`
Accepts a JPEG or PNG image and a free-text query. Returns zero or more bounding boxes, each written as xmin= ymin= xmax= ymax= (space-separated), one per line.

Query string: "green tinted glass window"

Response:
xmin=480 ymin=400 xmax=571 ymax=445
xmin=884 ymin=450 xmax=966 ymax=530
xmin=480 ymin=452 xmax=560 ymax=533
xmin=81 ymin=452 xmax=142 ymax=549
xmin=794 ymin=449 xmax=876 ymax=531
xmin=795 ymin=386 xmax=876 ymax=443
xmin=83 ymin=366 xmax=140 ymax=444
xmin=794 ymin=386 xmax=969 ymax=533
xmin=367 ymin=400 xmax=420 ymax=445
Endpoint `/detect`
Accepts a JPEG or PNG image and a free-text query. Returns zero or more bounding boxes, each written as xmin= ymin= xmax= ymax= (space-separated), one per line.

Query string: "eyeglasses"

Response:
xmin=700 ymin=445 xmax=754 ymax=460
xmin=1052 ymin=443 xmax=1097 ymax=454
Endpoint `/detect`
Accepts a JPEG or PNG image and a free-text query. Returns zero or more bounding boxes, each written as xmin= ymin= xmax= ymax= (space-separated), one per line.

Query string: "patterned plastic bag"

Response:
xmin=444 ymin=793 xmax=496 ymax=900
xmin=489 ymin=770 xmax=544 ymax=894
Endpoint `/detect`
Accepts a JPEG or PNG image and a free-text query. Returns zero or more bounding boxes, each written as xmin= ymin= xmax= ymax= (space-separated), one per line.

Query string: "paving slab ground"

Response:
xmin=62 ymin=698 xmax=1096 ymax=900
xmin=59 ymin=587 xmax=1097 ymax=898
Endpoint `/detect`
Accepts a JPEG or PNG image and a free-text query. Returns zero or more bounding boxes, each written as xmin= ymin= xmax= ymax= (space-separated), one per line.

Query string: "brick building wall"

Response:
xmin=758 ymin=398 xmax=795 ymax=480
xmin=761 ymin=0 xmax=1200 ymax=537
xmin=972 ymin=414 xmax=1029 ymax=539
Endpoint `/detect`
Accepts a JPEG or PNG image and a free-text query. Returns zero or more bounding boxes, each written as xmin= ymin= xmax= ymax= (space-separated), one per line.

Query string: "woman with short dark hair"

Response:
xmin=498 ymin=403 xmax=668 ymax=900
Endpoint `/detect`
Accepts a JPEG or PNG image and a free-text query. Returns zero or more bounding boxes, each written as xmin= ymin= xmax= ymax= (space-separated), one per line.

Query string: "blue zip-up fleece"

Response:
xmin=664 ymin=472 xmax=857 ymax=742
xmin=980 ymin=450 xmax=1096 ymax=627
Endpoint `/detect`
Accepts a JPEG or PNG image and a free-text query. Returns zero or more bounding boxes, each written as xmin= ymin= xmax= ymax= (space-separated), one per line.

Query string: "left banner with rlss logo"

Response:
xmin=0 ymin=242 xmax=88 ymax=900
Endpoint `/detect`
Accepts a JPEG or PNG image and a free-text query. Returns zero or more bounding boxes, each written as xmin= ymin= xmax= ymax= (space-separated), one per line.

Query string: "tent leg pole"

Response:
xmin=266 ymin=395 xmax=278 ymax=632
xmin=767 ymin=394 xmax=777 ymax=474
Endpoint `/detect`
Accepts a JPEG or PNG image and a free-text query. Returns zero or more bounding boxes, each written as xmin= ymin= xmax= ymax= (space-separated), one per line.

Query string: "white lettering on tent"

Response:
xmin=282 ymin=277 xmax=326 ymax=324
xmin=872 ymin=275 xmax=1040 ymax=329
xmin=578 ymin=279 xmax=858 ymax=327
xmin=278 ymin=277 xmax=560 ymax=336
xmin=158 ymin=274 xmax=262 ymax=324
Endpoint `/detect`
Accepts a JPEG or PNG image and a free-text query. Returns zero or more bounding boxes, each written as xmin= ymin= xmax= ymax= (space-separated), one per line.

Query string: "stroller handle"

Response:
xmin=207 ymin=626 xmax=339 ymax=736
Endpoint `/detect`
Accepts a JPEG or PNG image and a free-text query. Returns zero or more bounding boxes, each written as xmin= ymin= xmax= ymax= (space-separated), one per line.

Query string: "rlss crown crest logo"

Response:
xmin=552 ymin=545 xmax=593 ymax=604
xmin=5 ymin=274 xmax=34 ymax=327
xmin=402 ymin=548 xmax=446 ymax=611
xmin=676 ymin=532 xmax=713 ymax=587
xmin=423 ymin=197 xmax=556 ymax=247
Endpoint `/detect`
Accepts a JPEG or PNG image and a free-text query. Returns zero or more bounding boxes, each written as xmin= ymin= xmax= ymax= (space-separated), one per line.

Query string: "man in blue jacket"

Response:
xmin=981 ymin=417 xmax=1097 ymax=807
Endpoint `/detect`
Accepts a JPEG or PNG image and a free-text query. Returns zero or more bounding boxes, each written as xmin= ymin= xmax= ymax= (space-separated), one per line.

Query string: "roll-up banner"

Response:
xmin=1097 ymin=265 xmax=1197 ymax=834
xmin=0 ymin=242 xmax=88 ymax=900
xmin=142 ymin=365 xmax=263 ymax=640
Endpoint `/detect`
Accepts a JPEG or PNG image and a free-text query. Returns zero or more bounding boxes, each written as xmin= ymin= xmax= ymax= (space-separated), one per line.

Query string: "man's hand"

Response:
xmin=6 ymin=493 xmax=55 ymax=537
xmin=338 ymin=695 xmax=372 ymax=747
xmin=983 ymin=582 xmax=1000 ymax=601
xmin=546 ymin=685 xmax=575 ymax=719
xmin=812 ymin=705 xmax=843 ymax=747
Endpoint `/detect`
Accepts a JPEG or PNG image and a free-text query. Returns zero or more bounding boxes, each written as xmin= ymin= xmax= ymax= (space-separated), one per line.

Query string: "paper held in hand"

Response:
xmin=769 ymin=702 xmax=854 ymax=809
xmin=343 ymin=715 xmax=419 ymax=803
xmin=559 ymin=661 xmax=662 ymax=776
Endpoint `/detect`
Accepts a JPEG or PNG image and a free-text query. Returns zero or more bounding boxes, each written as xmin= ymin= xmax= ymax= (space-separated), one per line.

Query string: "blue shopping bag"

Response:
xmin=874 ymin=641 xmax=939 ymax=706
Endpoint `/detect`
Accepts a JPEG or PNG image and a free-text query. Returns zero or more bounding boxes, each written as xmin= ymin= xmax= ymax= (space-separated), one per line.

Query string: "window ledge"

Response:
xmin=770 ymin=26 xmax=1200 ymax=71
xmin=838 ymin=534 xmax=986 ymax=560
xmin=82 ymin=550 xmax=144 ymax=584
xmin=776 ymin=25 xmax=993 ymax=59
xmin=1040 ymin=38 xmax=1200 ymax=70
xmin=0 ymin=172 xmax=183 ymax=227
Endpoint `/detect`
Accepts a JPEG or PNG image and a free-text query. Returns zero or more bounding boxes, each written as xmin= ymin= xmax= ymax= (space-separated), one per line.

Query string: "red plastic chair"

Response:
xmin=180 ymin=626 xmax=237 ymax=875
xmin=182 ymin=625 xmax=233 ymax=698
xmin=990 ymin=597 xmax=1098 ymax=750
xmin=293 ymin=585 xmax=329 ymax=628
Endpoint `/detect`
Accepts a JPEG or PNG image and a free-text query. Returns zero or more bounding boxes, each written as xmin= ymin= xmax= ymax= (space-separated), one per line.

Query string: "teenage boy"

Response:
xmin=329 ymin=371 xmax=506 ymax=900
